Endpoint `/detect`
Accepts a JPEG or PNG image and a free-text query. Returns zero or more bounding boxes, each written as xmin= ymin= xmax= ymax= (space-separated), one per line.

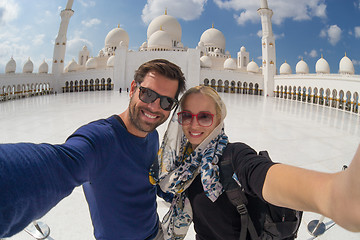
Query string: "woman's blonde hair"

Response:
xmin=179 ymin=85 xmax=227 ymax=122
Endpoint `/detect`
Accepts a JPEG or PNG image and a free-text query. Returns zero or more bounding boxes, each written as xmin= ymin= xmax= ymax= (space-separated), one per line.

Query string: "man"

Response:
xmin=0 ymin=59 xmax=186 ymax=239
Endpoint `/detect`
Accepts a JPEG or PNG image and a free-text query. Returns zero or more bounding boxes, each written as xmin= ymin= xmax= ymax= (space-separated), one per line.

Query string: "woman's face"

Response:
xmin=180 ymin=93 xmax=220 ymax=149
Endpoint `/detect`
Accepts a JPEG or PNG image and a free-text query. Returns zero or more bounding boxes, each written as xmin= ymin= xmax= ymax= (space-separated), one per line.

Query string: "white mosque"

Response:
xmin=1 ymin=0 xmax=360 ymax=113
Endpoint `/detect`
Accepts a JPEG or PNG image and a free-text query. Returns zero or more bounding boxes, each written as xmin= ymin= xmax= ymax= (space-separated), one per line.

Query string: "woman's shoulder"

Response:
xmin=225 ymin=142 xmax=257 ymax=155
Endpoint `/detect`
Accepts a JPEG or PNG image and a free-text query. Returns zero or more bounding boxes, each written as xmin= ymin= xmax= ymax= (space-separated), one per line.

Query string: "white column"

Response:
xmin=52 ymin=1 xmax=74 ymax=76
xmin=258 ymin=0 xmax=276 ymax=97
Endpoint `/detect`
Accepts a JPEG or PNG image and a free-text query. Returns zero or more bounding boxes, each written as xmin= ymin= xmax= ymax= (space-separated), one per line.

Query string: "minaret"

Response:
xmin=52 ymin=0 xmax=74 ymax=75
xmin=258 ymin=0 xmax=276 ymax=97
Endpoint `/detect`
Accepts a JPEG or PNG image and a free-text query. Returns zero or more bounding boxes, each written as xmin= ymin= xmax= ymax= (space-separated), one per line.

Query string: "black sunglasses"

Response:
xmin=138 ymin=86 xmax=178 ymax=111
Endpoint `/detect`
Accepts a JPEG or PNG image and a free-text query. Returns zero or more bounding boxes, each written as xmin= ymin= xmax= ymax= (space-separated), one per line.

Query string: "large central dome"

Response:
xmin=147 ymin=14 xmax=182 ymax=42
xmin=105 ymin=26 xmax=129 ymax=48
xmin=200 ymin=27 xmax=226 ymax=50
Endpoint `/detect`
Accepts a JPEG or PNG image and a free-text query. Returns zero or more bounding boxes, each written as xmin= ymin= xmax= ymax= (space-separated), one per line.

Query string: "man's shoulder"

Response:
xmin=68 ymin=116 xmax=118 ymax=140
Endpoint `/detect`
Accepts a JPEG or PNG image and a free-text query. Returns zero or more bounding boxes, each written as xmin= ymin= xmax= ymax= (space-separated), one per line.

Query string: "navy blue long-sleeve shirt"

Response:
xmin=0 ymin=115 xmax=159 ymax=239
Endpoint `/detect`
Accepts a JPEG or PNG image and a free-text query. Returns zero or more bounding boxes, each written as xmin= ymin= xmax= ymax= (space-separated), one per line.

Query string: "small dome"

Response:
xmin=38 ymin=60 xmax=49 ymax=73
xmin=315 ymin=56 xmax=330 ymax=74
xmin=295 ymin=59 xmax=309 ymax=74
xmin=200 ymin=27 xmax=226 ymax=50
xmin=279 ymin=61 xmax=292 ymax=75
xmin=200 ymin=56 xmax=212 ymax=68
xmin=147 ymin=13 xmax=182 ymax=43
xmin=67 ymin=59 xmax=78 ymax=72
xmin=240 ymin=46 xmax=246 ymax=52
xmin=82 ymin=45 xmax=88 ymax=51
xmin=23 ymin=57 xmax=34 ymax=73
xmin=5 ymin=57 xmax=16 ymax=73
xmin=224 ymin=58 xmax=237 ymax=70
xmin=198 ymin=41 xmax=204 ymax=47
xmin=85 ymin=58 xmax=97 ymax=69
xmin=105 ymin=26 xmax=129 ymax=48
xmin=177 ymin=42 xmax=184 ymax=48
xmin=247 ymin=60 xmax=259 ymax=73
xmin=107 ymin=56 xmax=115 ymax=67
xmin=339 ymin=54 xmax=354 ymax=75
xmin=148 ymin=29 xmax=172 ymax=49
xmin=141 ymin=42 xmax=147 ymax=48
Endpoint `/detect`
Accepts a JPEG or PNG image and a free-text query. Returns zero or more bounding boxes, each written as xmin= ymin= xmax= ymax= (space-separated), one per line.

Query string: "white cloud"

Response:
xmin=327 ymin=25 xmax=342 ymax=45
xmin=274 ymin=33 xmax=285 ymax=40
xmin=141 ymin=0 xmax=207 ymax=24
xmin=78 ymin=0 xmax=96 ymax=8
xmin=82 ymin=18 xmax=101 ymax=28
xmin=319 ymin=29 xmax=327 ymax=38
xmin=319 ymin=25 xmax=342 ymax=45
xmin=0 ymin=40 xmax=30 ymax=68
xmin=355 ymin=1 xmax=360 ymax=9
xmin=257 ymin=30 xmax=262 ymax=38
xmin=353 ymin=59 xmax=360 ymax=66
xmin=355 ymin=26 xmax=360 ymax=38
xmin=308 ymin=49 xmax=318 ymax=58
xmin=0 ymin=0 xmax=19 ymax=25
xmin=32 ymin=34 xmax=45 ymax=46
xmin=213 ymin=0 xmax=327 ymax=25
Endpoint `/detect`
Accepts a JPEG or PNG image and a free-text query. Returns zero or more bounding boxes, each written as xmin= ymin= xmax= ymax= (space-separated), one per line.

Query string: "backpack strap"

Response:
xmin=220 ymin=143 xmax=260 ymax=240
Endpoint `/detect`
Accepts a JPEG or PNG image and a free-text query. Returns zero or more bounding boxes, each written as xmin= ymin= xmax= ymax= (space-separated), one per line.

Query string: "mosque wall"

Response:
xmin=275 ymin=74 xmax=360 ymax=94
xmin=274 ymin=74 xmax=360 ymax=113
xmin=201 ymin=68 xmax=264 ymax=94
xmin=0 ymin=74 xmax=54 ymax=100
xmin=59 ymin=68 xmax=114 ymax=93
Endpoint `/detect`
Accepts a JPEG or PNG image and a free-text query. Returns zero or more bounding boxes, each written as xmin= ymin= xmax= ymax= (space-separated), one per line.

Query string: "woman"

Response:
xmin=152 ymin=86 xmax=360 ymax=239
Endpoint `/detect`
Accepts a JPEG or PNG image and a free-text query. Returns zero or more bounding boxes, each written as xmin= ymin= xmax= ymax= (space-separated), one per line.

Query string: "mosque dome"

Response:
xmin=67 ymin=59 xmax=78 ymax=72
xmin=105 ymin=26 xmax=129 ymax=48
xmin=240 ymin=46 xmax=246 ymax=52
xmin=200 ymin=27 xmax=226 ymax=51
xmin=141 ymin=42 xmax=147 ymax=48
xmin=38 ymin=60 xmax=49 ymax=74
xmin=200 ymin=56 xmax=212 ymax=68
xmin=279 ymin=61 xmax=292 ymax=75
xmin=82 ymin=45 xmax=88 ymax=51
xmin=315 ymin=56 xmax=330 ymax=74
xmin=86 ymin=58 xmax=97 ymax=69
xmin=107 ymin=55 xmax=115 ymax=67
xmin=23 ymin=58 xmax=34 ymax=73
xmin=198 ymin=41 xmax=204 ymax=47
xmin=224 ymin=58 xmax=237 ymax=70
xmin=5 ymin=57 xmax=16 ymax=73
xmin=339 ymin=54 xmax=354 ymax=75
xmin=247 ymin=60 xmax=259 ymax=73
xmin=295 ymin=59 xmax=309 ymax=74
xmin=148 ymin=29 xmax=172 ymax=49
xmin=147 ymin=13 xmax=182 ymax=43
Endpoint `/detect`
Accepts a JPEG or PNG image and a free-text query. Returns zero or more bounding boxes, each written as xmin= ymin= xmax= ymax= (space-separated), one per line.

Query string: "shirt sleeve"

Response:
xmin=0 ymin=119 xmax=114 ymax=238
xmin=232 ymin=142 xmax=276 ymax=201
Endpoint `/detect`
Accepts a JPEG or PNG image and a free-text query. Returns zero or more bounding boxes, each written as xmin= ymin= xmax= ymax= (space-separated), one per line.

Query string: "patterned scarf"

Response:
xmin=161 ymin=129 xmax=228 ymax=201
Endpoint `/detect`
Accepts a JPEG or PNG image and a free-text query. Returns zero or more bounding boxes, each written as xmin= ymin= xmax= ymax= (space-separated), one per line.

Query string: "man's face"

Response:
xmin=128 ymin=71 xmax=178 ymax=136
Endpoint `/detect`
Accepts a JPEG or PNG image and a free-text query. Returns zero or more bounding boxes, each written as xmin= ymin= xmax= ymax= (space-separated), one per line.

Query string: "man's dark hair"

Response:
xmin=134 ymin=59 xmax=186 ymax=99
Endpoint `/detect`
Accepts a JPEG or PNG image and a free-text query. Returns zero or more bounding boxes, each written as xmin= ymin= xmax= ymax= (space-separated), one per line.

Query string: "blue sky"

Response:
xmin=0 ymin=0 xmax=359 ymax=74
